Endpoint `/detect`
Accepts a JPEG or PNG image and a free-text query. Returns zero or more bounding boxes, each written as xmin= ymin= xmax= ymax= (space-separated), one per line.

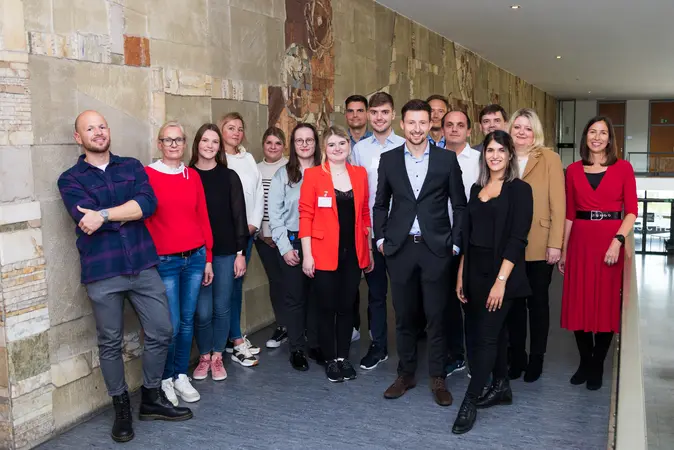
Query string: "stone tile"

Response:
xmin=22 ymin=0 xmax=52 ymax=32
xmin=5 ymin=307 xmax=49 ymax=342
xmin=0 ymin=227 xmax=42 ymax=266
xmin=12 ymin=409 xmax=53 ymax=449
xmin=31 ymin=145 xmax=81 ymax=202
xmin=11 ymin=370 xmax=50 ymax=398
xmin=124 ymin=7 xmax=148 ymax=37
xmin=11 ymin=384 xmax=52 ymax=424
xmin=230 ymin=0 xmax=274 ymax=16
xmin=151 ymin=39 xmax=212 ymax=76
xmin=51 ymin=353 xmax=91 ymax=388
xmin=53 ymin=0 xmax=108 ymax=35
xmin=164 ymin=94 xmax=212 ymax=150
xmin=147 ymin=0 xmax=208 ymax=46
xmin=40 ymin=198 xmax=92 ymax=328
xmin=266 ymin=16 xmax=285 ymax=86
xmin=0 ymin=0 xmax=27 ymax=51
xmin=229 ymin=7 xmax=269 ymax=84
xmin=109 ymin=2 xmax=124 ymax=54
xmin=48 ymin=314 xmax=97 ymax=365
xmin=0 ymin=146 xmax=34 ymax=203
xmin=0 ymin=348 xmax=7 ymax=388
xmin=7 ymin=331 xmax=49 ymax=382
xmin=211 ymin=99 xmax=268 ymax=160
xmin=0 ymin=201 xmax=41 ymax=226
xmin=124 ymin=35 xmax=151 ymax=67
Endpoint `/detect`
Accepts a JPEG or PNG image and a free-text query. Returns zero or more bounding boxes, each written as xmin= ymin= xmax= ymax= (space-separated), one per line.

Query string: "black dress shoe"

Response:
xmin=308 ymin=347 xmax=326 ymax=366
xmin=111 ymin=391 xmax=134 ymax=443
xmin=290 ymin=350 xmax=309 ymax=371
xmin=523 ymin=354 xmax=544 ymax=382
xmin=476 ymin=378 xmax=513 ymax=409
xmin=339 ymin=359 xmax=357 ymax=380
xmin=452 ymin=396 xmax=477 ymax=434
xmin=138 ymin=386 xmax=193 ymax=421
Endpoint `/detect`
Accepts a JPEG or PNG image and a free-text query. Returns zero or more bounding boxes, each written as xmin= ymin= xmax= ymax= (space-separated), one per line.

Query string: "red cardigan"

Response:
xmin=299 ymin=163 xmax=371 ymax=271
xmin=145 ymin=166 xmax=213 ymax=262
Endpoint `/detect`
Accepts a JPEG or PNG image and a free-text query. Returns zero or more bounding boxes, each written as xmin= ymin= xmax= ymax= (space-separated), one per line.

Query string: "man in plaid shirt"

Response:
xmin=58 ymin=110 xmax=192 ymax=443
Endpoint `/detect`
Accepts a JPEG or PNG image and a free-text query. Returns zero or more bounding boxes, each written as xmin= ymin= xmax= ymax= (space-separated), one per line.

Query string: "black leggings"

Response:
xmin=314 ymin=249 xmax=362 ymax=361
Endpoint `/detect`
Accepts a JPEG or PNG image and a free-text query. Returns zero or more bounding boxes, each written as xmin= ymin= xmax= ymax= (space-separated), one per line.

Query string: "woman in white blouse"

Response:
xmin=219 ymin=112 xmax=265 ymax=362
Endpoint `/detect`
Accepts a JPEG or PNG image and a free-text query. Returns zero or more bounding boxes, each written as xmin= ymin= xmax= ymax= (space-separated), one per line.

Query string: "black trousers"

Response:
xmin=464 ymin=247 xmax=518 ymax=397
xmin=279 ymin=241 xmax=313 ymax=352
xmin=507 ymin=260 xmax=554 ymax=358
xmin=446 ymin=255 xmax=466 ymax=360
xmin=386 ymin=239 xmax=450 ymax=378
xmin=314 ymin=248 xmax=362 ymax=360
xmin=255 ymin=238 xmax=286 ymax=327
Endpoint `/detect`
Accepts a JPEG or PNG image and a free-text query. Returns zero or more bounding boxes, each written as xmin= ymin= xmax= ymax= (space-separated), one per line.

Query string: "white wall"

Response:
xmin=560 ymin=100 xmax=597 ymax=167
xmin=626 ymin=100 xmax=650 ymax=172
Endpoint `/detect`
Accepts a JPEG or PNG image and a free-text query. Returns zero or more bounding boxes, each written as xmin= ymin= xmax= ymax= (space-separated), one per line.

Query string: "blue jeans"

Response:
xmin=364 ymin=238 xmax=389 ymax=351
xmin=157 ymin=246 xmax=206 ymax=379
xmin=230 ymin=236 xmax=253 ymax=340
xmin=196 ymin=254 xmax=236 ymax=354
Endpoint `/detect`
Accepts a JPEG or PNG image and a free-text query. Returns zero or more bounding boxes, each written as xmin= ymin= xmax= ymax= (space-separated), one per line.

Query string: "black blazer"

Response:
xmin=462 ymin=178 xmax=534 ymax=300
xmin=373 ymin=144 xmax=467 ymax=258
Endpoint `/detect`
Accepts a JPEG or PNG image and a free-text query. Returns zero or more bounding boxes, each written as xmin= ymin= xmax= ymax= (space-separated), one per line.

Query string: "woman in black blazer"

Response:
xmin=452 ymin=130 xmax=533 ymax=435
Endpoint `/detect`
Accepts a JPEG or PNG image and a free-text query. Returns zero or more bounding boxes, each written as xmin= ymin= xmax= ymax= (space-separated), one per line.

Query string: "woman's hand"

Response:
xmin=558 ymin=252 xmax=566 ymax=275
xmin=203 ymin=262 xmax=214 ymax=286
xmin=486 ymin=281 xmax=505 ymax=312
xmin=365 ymin=250 xmax=375 ymax=274
xmin=302 ymin=254 xmax=315 ymax=278
xmin=283 ymin=250 xmax=300 ymax=267
xmin=247 ymin=224 xmax=257 ymax=236
xmin=604 ymin=239 xmax=621 ymax=266
xmin=233 ymin=254 xmax=246 ymax=278
xmin=546 ymin=247 xmax=562 ymax=265
xmin=456 ymin=278 xmax=467 ymax=304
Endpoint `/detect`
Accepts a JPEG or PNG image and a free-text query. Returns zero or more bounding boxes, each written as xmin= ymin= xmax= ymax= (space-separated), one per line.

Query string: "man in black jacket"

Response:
xmin=374 ymin=99 xmax=467 ymax=406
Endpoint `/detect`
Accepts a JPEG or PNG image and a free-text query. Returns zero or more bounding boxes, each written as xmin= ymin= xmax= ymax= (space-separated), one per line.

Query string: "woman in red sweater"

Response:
xmin=145 ymin=121 xmax=213 ymax=406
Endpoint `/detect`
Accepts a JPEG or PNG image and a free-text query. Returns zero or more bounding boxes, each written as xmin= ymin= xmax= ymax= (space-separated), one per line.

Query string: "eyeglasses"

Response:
xmin=294 ymin=138 xmax=315 ymax=147
xmin=159 ymin=137 xmax=186 ymax=146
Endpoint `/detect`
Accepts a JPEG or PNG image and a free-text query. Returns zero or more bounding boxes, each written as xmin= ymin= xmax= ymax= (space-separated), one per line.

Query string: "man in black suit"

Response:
xmin=374 ymin=99 xmax=467 ymax=406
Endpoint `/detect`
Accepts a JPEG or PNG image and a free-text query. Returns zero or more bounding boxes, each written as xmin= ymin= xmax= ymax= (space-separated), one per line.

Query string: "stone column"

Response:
xmin=0 ymin=0 xmax=55 ymax=448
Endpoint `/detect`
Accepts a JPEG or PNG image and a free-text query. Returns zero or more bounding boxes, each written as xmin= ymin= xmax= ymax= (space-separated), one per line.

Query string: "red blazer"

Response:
xmin=299 ymin=163 xmax=371 ymax=271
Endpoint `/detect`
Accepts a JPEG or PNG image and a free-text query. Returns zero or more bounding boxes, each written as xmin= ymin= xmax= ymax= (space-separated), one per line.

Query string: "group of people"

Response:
xmin=57 ymin=89 xmax=637 ymax=442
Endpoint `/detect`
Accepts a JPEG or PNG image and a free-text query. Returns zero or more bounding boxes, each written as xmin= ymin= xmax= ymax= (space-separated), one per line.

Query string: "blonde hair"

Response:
xmin=218 ymin=112 xmax=246 ymax=154
xmin=508 ymin=108 xmax=546 ymax=151
xmin=158 ymin=120 xmax=186 ymax=140
xmin=320 ymin=125 xmax=351 ymax=169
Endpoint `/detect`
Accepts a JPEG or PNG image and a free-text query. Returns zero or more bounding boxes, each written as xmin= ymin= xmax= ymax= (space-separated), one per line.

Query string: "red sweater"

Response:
xmin=145 ymin=166 xmax=213 ymax=262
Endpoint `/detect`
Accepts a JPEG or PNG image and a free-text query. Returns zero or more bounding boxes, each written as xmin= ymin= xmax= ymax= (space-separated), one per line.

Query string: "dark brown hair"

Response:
xmin=425 ymin=94 xmax=449 ymax=108
xmin=369 ymin=92 xmax=394 ymax=109
xmin=579 ymin=116 xmax=618 ymax=166
xmin=262 ymin=126 xmax=286 ymax=149
xmin=401 ymin=99 xmax=432 ymax=120
xmin=478 ymin=104 xmax=508 ymax=123
xmin=189 ymin=123 xmax=227 ymax=168
xmin=287 ymin=123 xmax=321 ymax=185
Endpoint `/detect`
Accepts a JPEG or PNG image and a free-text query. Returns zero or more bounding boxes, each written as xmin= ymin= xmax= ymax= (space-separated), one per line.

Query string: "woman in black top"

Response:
xmin=452 ymin=130 xmax=533 ymax=435
xmin=189 ymin=123 xmax=251 ymax=380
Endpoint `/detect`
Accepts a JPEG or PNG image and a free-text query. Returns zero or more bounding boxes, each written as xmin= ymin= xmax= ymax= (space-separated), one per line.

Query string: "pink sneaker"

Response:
xmin=193 ymin=354 xmax=211 ymax=380
xmin=211 ymin=354 xmax=228 ymax=381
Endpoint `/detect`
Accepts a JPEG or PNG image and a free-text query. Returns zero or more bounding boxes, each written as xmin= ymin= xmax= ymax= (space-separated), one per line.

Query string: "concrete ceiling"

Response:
xmin=375 ymin=0 xmax=674 ymax=100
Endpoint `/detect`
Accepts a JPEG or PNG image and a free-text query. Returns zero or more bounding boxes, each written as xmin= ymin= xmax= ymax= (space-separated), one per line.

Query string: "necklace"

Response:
xmin=331 ymin=170 xmax=347 ymax=176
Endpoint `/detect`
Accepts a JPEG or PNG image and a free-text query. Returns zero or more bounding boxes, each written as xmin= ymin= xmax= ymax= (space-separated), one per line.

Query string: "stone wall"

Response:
xmin=0 ymin=0 xmax=555 ymax=447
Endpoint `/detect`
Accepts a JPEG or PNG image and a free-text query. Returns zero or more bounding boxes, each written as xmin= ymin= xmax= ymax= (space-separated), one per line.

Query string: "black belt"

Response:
xmin=166 ymin=246 xmax=202 ymax=258
xmin=407 ymin=235 xmax=424 ymax=244
xmin=576 ymin=211 xmax=622 ymax=221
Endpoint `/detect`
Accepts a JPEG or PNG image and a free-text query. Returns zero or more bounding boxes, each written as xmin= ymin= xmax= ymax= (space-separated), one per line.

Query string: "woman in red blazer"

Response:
xmin=299 ymin=125 xmax=373 ymax=383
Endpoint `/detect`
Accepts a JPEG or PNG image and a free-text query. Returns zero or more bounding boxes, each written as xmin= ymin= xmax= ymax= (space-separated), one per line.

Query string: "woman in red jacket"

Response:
xmin=299 ymin=125 xmax=373 ymax=383
xmin=145 ymin=121 xmax=213 ymax=406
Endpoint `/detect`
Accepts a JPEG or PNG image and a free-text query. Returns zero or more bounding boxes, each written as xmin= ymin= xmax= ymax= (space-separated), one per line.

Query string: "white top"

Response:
xmin=257 ymin=157 xmax=288 ymax=237
xmin=225 ymin=147 xmax=264 ymax=230
xmin=352 ymin=130 xmax=406 ymax=226
xmin=448 ymin=143 xmax=481 ymax=226
xmin=518 ymin=156 xmax=529 ymax=178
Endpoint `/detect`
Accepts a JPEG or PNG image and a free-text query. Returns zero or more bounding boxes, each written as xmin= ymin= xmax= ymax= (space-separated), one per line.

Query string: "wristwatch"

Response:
xmin=497 ymin=274 xmax=507 ymax=282
xmin=614 ymin=234 xmax=625 ymax=245
xmin=99 ymin=209 xmax=109 ymax=223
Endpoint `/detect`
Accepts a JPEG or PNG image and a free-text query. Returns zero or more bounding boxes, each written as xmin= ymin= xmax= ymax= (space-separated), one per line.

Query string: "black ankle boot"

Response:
xmin=523 ymin=354 xmax=544 ymax=382
xmin=586 ymin=360 xmax=604 ymax=391
xmin=570 ymin=360 xmax=590 ymax=385
xmin=476 ymin=378 xmax=513 ymax=409
xmin=111 ymin=392 xmax=134 ymax=442
xmin=138 ymin=386 xmax=193 ymax=421
xmin=508 ymin=352 xmax=527 ymax=380
xmin=452 ymin=396 xmax=477 ymax=434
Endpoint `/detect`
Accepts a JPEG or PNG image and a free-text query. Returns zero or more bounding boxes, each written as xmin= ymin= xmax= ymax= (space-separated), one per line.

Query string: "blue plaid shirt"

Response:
xmin=58 ymin=153 xmax=159 ymax=284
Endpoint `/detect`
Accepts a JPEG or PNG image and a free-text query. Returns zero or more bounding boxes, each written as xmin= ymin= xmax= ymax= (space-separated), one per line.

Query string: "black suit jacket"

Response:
xmin=373 ymin=144 xmax=467 ymax=258
xmin=462 ymin=178 xmax=534 ymax=300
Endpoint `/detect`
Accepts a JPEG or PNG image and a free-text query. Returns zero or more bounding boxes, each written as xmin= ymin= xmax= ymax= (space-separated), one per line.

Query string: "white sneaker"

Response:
xmin=173 ymin=374 xmax=200 ymax=403
xmin=351 ymin=328 xmax=361 ymax=342
xmin=232 ymin=342 xmax=259 ymax=367
xmin=242 ymin=336 xmax=261 ymax=355
xmin=161 ymin=378 xmax=179 ymax=407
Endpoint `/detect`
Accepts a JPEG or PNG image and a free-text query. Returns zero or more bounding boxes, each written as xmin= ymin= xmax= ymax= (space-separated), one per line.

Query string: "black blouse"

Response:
xmin=585 ymin=171 xmax=606 ymax=190
xmin=336 ymin=189 xmax=355 ymax=251
xmin=469 ymin=197 xmax=497 ymax=248
xmin=193 ymin=164 xmax=248 ymax=256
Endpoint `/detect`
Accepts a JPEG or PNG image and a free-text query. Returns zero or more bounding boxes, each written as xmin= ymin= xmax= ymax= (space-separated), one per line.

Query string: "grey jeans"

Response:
xmin=85 ymin=267 xmax=173 ymax=396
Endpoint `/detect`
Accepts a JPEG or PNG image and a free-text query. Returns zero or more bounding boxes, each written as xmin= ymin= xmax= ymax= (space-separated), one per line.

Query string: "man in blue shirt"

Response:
xmin=352 ymin=92 xmax=405 ymax=371
xmin=58 ymin=110 xmax=192 ymax=443
xmin=426 ymin=94 xmax=449 ymax=148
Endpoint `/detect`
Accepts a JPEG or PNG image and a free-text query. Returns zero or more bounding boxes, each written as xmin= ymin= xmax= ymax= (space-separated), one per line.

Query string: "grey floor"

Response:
xmin=636 ymin=254 xmax=674 ymax=450
xmin=40 ymin=273 xmax=611 ymax=450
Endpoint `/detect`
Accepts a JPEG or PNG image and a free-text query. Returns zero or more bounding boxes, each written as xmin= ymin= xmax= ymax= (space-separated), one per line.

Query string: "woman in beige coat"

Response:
xmin=506 ymin=108 xmax=565 ymax=382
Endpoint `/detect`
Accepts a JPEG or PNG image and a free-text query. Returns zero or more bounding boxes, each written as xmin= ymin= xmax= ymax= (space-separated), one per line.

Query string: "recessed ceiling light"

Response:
xmin=588 ymin=91 xmax=592 ymax=94
xmin=511 ymin=5 xmax=521 ymax=9
xmin=556 ymin=56 xmax=562 ymax=59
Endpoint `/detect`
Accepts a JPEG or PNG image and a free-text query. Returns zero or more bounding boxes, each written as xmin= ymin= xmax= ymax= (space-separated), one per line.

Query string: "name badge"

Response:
xmin=318 ymin=194 xmax=332 ymax=208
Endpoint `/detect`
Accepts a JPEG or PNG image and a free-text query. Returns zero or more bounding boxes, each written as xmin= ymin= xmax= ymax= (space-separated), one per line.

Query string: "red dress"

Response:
xmin=561 ymin=160 xmax=638 ymax=332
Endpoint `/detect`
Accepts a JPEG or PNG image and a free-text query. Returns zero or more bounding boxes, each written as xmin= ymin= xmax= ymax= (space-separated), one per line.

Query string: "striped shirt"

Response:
xmin=257 ymin=157 xmax=288 ymax=237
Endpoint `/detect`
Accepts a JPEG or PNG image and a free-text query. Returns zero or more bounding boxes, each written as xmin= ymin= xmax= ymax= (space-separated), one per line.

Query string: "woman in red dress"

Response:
xmin=560 ymin=116 xmax=637 ymax=390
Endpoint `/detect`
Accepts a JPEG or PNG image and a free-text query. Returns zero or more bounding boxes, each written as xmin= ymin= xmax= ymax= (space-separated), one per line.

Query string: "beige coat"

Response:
xmin=520 ymin=147 xmax=566 ymax=261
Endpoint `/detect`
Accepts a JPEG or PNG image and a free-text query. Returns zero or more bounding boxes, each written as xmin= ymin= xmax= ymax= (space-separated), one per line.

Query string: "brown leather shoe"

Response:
xmin=430 ymin=377 xmax=453 ymax=406
xmin=383 ymin=375 xmax=417 ymax=399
